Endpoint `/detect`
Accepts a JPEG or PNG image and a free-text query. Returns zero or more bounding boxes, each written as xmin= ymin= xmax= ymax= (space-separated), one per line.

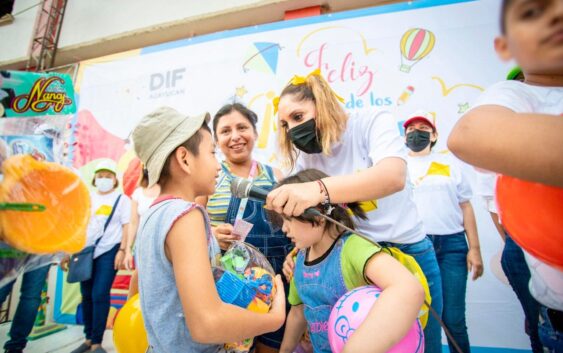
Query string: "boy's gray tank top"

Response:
xmin=136 ymin=197 xmax=223 ymax=353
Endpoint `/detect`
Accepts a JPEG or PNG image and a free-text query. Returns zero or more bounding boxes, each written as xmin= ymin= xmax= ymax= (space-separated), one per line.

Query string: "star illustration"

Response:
xmin=235 ymin=86 xmax=248 ymax=98
xmin=458 ymin=102 xmax=470 ymax=114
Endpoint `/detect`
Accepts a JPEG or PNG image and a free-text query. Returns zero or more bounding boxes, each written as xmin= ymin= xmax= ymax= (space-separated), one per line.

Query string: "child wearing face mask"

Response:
xmin=61 ymin=159 xmax=131 ymax=353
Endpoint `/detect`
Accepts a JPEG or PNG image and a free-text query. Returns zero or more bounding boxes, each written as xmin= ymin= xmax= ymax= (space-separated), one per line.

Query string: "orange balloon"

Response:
xmin=0 ymin=155 xmax=90 ymax=253
xmin=113 ymin=294 xmax=148 ymax=353
xmin=497 ymin=175 xmax=563 ymax=270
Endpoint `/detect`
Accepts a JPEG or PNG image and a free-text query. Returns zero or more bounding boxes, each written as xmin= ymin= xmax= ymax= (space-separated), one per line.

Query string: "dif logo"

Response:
xmin=149 ymin=68 xmax=186 ymax=98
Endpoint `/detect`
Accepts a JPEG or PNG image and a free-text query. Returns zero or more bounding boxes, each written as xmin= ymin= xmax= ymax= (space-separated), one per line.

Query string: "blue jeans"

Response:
xmin=538 ymin=306 xmax=563 ymax=352
xmin=430 ymin=233 xmax=470 ymax=353
xmin=382 ymin=237 xmax=443 ymax=353
xmin=0 ymin=264 xmax=51 ymax=350
xmin=80 ymin=244 xmax=119 ymax=345
xmin=501 ymin=235 xmax=543 ymax=353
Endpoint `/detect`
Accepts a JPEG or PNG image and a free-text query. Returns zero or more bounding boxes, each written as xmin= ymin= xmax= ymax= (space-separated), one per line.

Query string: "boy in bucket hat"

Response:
xmin=131 ymin=106 xmax=286 ymax=353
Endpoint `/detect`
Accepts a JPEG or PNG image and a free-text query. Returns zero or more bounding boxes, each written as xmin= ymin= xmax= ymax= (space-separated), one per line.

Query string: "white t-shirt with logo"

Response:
xmin=296 ymin=109 xmax=425 ymax=244
xmin=471 ymin=80 xmax=563 ymax=310
xmin=407 ymin=152 xmax=472 ymax=235
xmin=86 ymin=190 xmax=131 ymax=258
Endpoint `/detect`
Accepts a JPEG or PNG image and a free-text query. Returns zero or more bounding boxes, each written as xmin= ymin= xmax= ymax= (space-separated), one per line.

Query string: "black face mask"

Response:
xmin=289 ymin=119 xmax=323 ymax=154
xmin=406 ymin=130 xmax=431 ymax=152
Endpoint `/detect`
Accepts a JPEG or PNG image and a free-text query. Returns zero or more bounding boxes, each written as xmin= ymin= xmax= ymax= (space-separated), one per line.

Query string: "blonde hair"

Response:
xmin=277 ymin=74 xmax=348 ymax=169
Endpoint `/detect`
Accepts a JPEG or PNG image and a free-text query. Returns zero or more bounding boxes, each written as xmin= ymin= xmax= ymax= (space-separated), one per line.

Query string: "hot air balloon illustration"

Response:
xmin=399 ymin=28 xmax=436 ymax=73
xmin=242 ymin=42 xmax=282 ymax=74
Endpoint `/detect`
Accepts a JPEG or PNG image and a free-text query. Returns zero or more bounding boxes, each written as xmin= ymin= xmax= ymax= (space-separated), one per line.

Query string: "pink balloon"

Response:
xmin=328 ymin=285 xmax=424 ymax=353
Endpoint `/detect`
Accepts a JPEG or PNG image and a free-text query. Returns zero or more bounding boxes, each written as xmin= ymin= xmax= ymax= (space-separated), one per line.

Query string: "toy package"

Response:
xmin=213 ymin=242 xmax=275 ymax=353
xmin=0 ymin=70 xmax=89 ymax=287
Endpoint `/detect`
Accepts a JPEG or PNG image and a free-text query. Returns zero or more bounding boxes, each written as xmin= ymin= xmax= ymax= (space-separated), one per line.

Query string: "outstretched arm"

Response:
xmin=448 ymin=106 xmax=563 ymax=187
xmin=267 ymin=157 xmax=406 ymax=217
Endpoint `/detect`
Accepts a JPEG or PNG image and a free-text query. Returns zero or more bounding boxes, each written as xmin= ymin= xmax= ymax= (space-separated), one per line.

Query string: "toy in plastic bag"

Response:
xmin=0 ymin=70 xmax=79 ymax=285
xmin=213 ymin=242 xmax=275 ymax=353
xmin=0 ymin=116 xmax=70 ymax=167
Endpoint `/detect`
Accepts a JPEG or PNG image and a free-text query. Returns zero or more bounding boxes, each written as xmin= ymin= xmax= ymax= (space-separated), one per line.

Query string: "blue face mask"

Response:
xmin=95 ymin=177 xmax=114 ymax=193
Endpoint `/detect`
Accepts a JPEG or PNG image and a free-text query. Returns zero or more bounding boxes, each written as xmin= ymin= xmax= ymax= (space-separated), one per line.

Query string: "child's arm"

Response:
xmin=342 ymin=252 xmax=425 ymax=353
xmin=114 ymin=223 xmax=129 ymax=270
xmin=165 ymin=209 xmax=286 ymax=344
xmin=124 ymin=200 xmax=139 ymax=270
xmin=279 ymin=305 xmax=307 ymax=353
xmin=448 ymin=106 xmax=563 ymax=187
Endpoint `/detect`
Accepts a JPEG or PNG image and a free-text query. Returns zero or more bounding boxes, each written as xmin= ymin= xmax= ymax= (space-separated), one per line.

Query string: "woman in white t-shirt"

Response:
xmin=123 ymin=167 xmax=160 ymax=299
xmin=62 ymin=159 xmax=131 ymax=353
xmin=267 ymin=69 xmax=443 ymax=353
xmin=404 ymin=111 xmax=483 ymax=353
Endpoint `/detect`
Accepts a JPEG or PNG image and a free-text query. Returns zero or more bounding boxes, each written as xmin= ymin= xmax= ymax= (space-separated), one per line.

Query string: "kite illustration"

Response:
xmin=399 ymin=28 xmax=435 ymax=73
xmin=242 ymin=42 xmax=282 ymax=74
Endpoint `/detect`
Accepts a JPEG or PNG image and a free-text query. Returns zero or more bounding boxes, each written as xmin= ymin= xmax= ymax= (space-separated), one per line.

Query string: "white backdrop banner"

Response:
xmin=71 ymin=0 xmax=530 ymax=350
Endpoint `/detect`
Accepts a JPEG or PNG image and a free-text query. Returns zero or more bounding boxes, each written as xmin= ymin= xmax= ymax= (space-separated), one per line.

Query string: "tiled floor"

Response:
xmin=0 ymin=323 xmax=116 ymax=353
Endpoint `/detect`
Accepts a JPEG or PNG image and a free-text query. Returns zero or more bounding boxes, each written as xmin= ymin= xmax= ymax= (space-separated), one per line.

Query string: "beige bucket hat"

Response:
xmin=132 ymin=106 xmax=210 ymax=187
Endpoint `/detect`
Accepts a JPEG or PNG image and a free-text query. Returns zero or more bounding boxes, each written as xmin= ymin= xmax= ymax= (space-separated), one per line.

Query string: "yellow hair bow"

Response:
xmin=289 ymin=68 xmax=322 ymax=86
xmin=272 ymin=68 xmax=344 ymax=114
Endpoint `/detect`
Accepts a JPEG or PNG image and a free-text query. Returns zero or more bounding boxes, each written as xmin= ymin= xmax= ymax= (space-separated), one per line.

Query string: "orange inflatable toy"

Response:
xmin=496 ymin=175 xmax=563 ymax=270
xmin=0 ymin=155 xmax=90 ymax=253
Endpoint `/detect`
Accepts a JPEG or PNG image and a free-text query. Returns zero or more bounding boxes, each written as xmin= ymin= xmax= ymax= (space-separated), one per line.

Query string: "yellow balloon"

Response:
xmin=113 ymin=294 xmax=148 ymax=353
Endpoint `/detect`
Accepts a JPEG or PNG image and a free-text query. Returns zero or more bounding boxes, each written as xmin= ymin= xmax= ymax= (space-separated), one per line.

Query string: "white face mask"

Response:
xmin=95 ymin=177 xmax=114 ymax=193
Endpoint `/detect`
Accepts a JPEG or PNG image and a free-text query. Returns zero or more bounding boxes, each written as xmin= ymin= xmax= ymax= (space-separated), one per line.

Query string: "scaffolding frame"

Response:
xmin=26 ymin=0 xmax=68 ymax=71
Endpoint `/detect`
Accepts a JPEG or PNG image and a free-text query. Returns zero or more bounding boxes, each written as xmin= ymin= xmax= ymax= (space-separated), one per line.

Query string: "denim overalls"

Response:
xmin=294 ymin=233 xmax=350 ymax=353
xmin=222 ymin=163 xmax=292 ymax=276
xmin=220 ymin=162 xmax=293 ymax=347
